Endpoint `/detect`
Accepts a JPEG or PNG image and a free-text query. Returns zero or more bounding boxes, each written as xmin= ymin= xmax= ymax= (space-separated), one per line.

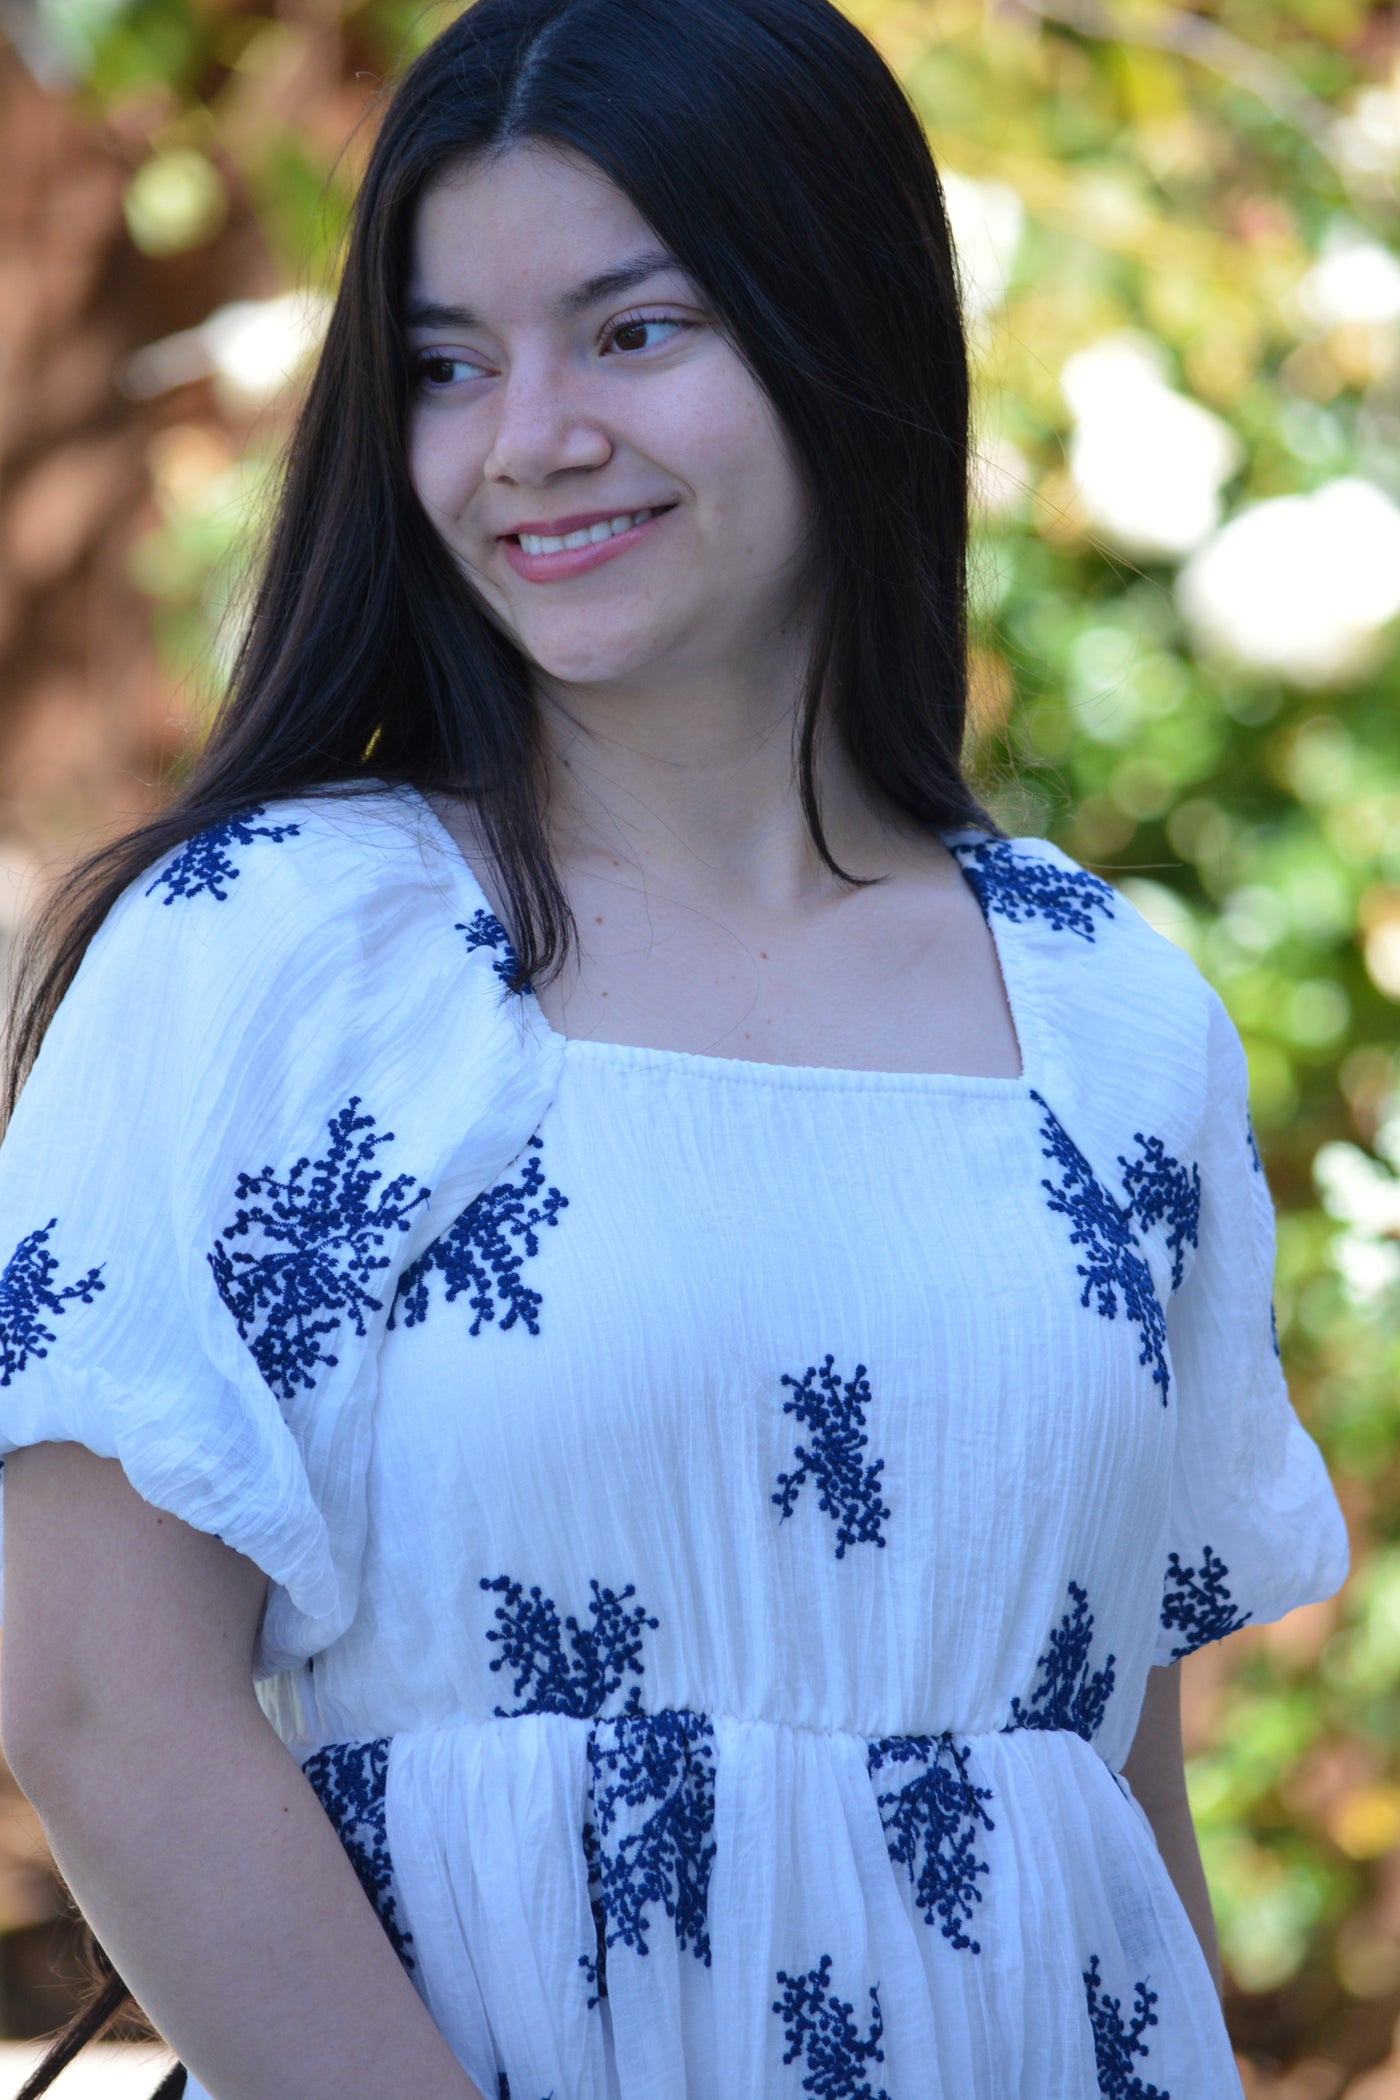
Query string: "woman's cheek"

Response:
xmin=406 ymin=417 xmax=474 ymax=531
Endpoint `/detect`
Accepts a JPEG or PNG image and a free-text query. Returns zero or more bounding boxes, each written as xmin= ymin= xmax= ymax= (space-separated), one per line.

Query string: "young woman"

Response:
xmin=0 ymin=0 xmax=1346 ymax=2095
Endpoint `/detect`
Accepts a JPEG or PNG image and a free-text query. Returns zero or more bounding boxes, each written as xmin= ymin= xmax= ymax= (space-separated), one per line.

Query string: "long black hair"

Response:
xmin=7 ymin=0 xmax=988 ymax=1122
xmin=10 ymin=0 xmax=986 ymax=2084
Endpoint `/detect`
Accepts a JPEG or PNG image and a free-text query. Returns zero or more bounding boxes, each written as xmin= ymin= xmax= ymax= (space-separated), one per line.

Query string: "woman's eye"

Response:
xmin=604 ymin=314 xmax=686 ymax=355
xmin=413 ymin=351 xmax=489 ymax=390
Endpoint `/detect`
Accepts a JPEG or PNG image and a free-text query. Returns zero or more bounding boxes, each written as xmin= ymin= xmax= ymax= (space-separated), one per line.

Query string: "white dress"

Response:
xmin=0 ymin=786 xmax=1347 ymax=2100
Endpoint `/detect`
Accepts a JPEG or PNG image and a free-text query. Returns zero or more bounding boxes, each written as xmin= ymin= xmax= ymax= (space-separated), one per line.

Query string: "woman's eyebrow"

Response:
xmin=558 ymin=249 xmax=681 ymax=315
xmin=403 ymin=250 xmax=683 ymax=331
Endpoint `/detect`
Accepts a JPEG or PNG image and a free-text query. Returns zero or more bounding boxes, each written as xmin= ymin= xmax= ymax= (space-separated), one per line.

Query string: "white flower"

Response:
xmin=1292 ymin=228 xmax=1400 ymax=331
xmin=1315 ymin=1117 xmax=1400 ymax=1305
xmin=201 ymin=293 xmax=333 ymax=407
xmin=1330 ymin=67 xmax=1400 ymax=194
xmin=1060 ymin=335 xmax=1242 ymax=559
xmin=942 ymin=170 xmax=1024 ymax=320
xmin=120 ymin=291 xmax=333 ymax=409
xmin=1177 ymin=477 xmax=1400 ymax=686
xmin=970 ymin=434 xmax=1032 ymax=518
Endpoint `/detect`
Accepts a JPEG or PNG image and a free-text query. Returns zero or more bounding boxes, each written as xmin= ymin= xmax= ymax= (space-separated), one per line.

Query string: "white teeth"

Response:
xmin=517 ymin=508 xmax=660 ymax=557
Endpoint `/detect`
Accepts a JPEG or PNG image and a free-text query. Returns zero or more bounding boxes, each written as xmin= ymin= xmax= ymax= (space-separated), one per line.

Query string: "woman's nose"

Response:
xmin=483 ymin=359 xmax=613 ymax=486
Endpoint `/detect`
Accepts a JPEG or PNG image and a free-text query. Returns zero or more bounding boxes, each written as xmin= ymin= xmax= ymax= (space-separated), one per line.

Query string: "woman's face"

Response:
xmin=405 ymin=143 xmax=813 ymax=694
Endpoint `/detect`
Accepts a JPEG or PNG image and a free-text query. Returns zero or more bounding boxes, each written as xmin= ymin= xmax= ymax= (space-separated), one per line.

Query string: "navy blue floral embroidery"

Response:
xmin=950 ymin=840 xmax=1115 ymax=943
xmin=773 ymin=1355 xmax=890 ymax=1558
xmin=1160 ymin=1545 xmax=1252 ymax=1661
xmin=208 ymin=1097 xmax=429 ymax=1404
xmin=146 ymin=807 xmax=301 ymax=904
xmin=0 ymin=1221 xmax=104 ymax=1386
xmin=772 ymin=1955 xmax=891 ymax=2100
xmin=456 ymin=908 xmax=531 ymax=992
xmin=390 ymin=1135 xmax=566 ymax=1336
xmin=867 ymin=1734 xmax=994 ymax=1953
xmin=1083 ymin=1955 xmax=1170 ymax=2099
xmin=1031 ymin=1093 xmax=1199 ymax=1402
xmin=584 ymin=1709 xmax=716 ymax=1972
xmin=480 ymin=1575 xmax=658 ymax=1718
xmin=578 ymin=1858 xmax=608 ymax=2008
xmin=1246 ymin=1113 xmax=1263 ymax=1175
xmin=1116 ymin=1137 xmax=1200 ymax=1294
xmin=1270 ymin=1302 xmax=1281 ymax=1360
xmin=302 ymin=1738 xmax=414 ymax=1971
xmin=1006 ymin=1581 xmax=1117 ymax=1742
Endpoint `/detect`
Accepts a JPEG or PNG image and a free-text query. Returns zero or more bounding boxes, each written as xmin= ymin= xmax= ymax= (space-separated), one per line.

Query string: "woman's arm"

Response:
xmin=1122 ymin=1660 xmax=1222 ymax=1994
xmin=1 ymin=1442 xmax=483 ymax=2100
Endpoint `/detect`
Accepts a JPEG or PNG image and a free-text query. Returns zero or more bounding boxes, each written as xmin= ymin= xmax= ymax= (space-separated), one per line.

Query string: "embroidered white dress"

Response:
xmin=0 ymin=787 xmax=1347 ymax=2100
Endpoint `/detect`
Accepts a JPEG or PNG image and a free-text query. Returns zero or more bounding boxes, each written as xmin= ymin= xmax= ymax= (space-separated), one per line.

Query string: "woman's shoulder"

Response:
xmin=132 ymin=782 xmax=459 ymax=931
xmin=944 ymin=826 xmax=1208 ymax=1004
xmin=85 ymin=783 xmax=498 ymax=996
xmin=40 ymin=783 xmax=515 ymax=1109
xmin=21 ymin=779 xmax=556 ymax=1284
xmin=944 ymin=827 xmax=1221 ymax=1166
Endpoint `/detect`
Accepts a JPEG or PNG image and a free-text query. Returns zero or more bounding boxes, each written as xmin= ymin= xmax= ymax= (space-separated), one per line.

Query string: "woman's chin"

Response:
xmin=517 ymin=627 xmax=683 ymax=691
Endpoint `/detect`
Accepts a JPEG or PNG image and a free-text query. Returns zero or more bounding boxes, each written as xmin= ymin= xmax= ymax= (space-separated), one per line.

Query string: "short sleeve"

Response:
xmin=0 ymin=793 xmax=560 ymax=1673
xmin=1154 ymin=990 xmax=1348 ymax=1665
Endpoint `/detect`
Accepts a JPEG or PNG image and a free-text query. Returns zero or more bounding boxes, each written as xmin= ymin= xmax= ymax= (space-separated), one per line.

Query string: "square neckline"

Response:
xmin=402 ymin=783 xmax=1036 ymax=1093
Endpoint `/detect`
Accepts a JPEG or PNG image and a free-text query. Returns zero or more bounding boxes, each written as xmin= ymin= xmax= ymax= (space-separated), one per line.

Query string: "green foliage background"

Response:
xmin=31 ymin=0 xmax=1400 ymax=2070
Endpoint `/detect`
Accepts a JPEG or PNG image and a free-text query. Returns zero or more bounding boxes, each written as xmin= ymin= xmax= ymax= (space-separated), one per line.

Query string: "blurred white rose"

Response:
xmin=941 ymin=170 xmax=1024 ymax=320
xmin=1330 ymin=65 xmax=1400 ymax=198
xmin=1315 ymin=1108 xmax=1400 ymax=1305
xmin=1176 ymin=477 xmax=1400 ymax=687
xmin=970 ymin=434 xmax=1033 ymax=518
xmin=1293 ymin=232 xmax=1400 ymax=331
xmin=120 ymin=291 xmax=334 ymax=410
xmin=1060 ymin=335 xmax=1242 ymax=559
xmin=203 ymin=295 xmax=333 ymax=408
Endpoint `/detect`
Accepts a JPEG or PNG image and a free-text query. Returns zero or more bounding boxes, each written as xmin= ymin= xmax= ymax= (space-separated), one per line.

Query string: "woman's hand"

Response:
xmin=2 ymin=1442 xmax=484 ymax=2100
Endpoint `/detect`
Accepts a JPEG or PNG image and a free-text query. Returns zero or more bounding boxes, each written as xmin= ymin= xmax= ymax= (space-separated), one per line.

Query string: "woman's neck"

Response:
xmin=532 ymin=667 xmax=922 ymax=921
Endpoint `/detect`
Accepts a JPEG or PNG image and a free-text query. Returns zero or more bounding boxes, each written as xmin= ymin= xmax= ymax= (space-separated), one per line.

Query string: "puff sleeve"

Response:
xmin=0 ymin=793 xmax=560 ymax=1673
xmin=1154 ymin=989 xmax=1348 ymax=1665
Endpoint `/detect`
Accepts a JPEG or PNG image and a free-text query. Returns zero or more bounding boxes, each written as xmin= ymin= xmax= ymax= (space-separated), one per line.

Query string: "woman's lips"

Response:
xmin=499 ymin=505 xmax=674 ymax=582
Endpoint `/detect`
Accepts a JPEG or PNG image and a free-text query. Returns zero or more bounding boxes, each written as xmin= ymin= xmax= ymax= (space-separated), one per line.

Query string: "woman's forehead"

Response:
xmin=409 ymin=144 xmax=677 ymax=315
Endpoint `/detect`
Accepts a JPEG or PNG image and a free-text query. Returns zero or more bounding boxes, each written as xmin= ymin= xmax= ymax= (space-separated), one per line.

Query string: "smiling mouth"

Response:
xmin=508 ymin=506 xmax=675 ymax=555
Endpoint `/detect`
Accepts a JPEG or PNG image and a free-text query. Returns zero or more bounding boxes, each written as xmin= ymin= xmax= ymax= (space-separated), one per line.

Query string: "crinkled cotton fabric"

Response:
xmin=0 ymin=787 xmax=1347 ymax=2100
